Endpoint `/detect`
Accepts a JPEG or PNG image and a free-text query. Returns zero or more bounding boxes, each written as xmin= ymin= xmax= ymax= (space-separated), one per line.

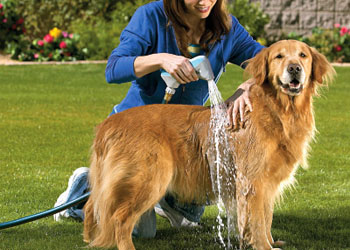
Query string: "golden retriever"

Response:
xmin=83 ymin=40 xmax=335 ymax=250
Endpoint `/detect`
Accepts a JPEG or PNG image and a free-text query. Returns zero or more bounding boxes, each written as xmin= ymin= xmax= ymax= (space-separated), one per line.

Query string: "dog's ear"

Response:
xmin=310 ymin=47 xmax=336 ymax=85
xmin=243 ymin=48 xmax=268 ymax=85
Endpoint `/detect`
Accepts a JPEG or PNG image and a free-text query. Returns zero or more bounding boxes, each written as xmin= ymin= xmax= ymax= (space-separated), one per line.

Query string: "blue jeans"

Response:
xmin=62 ymin=168 xmax=204 ymax=238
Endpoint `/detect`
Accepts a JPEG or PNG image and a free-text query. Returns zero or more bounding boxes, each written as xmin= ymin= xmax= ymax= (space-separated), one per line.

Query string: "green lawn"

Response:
xmin=0 ymin=64 xmax=349 ymax=250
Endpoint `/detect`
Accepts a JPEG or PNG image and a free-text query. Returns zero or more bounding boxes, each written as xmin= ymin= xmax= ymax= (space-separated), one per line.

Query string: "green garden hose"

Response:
xmin=0 ymin=192 xmax=90 ymax=230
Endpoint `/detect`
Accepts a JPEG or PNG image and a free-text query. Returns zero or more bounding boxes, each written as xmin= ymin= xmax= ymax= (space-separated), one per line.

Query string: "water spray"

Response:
xmin=161 ymin=55 xmax=214 ymax=104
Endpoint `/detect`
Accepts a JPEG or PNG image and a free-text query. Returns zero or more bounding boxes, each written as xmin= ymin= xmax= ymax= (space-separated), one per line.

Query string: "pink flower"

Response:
xmin=69 ymin=33 xmax=74 ymax=39
xmin=2 ymin=18 xmax=7 ymax=23
xmin=44 ymin=34 xmax=54 ymax=43
xmin=34 ymin=53 xmax=39 ymax=59
xmin=334 ymin=23 xmax=341 ymax=28
xmin=37 ymin=40 xmax=44 ymax=46
xmin=62 ymin=31 xmax=68 ymax=38
xmin=340 ymin=26 xmax=348 ymax=36
xmin=335 ymin=45 xmax=342 ymax=52
xmin=0 ymin=4 xmax=3 ymax=9
xmin=59 ymin=41 xmax=67 ymax=49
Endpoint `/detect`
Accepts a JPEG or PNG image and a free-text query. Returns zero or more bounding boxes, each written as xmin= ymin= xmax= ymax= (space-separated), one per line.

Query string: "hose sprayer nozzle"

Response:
xmin=162 ymin=87 xmax=176 ymax=104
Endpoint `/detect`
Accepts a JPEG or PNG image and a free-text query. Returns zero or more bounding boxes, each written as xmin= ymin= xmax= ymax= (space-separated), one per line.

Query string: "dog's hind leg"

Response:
xmin=92 ymin=148 xmax=174 ymax=250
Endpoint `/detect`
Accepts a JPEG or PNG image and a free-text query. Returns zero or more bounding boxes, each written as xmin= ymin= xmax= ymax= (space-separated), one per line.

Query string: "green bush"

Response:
xmin=228 ymin=0 xmax=270 ymax=40
xmin=70 ymin=0 xmax=151 ymax=60
xmin=12 ymin=0 xmax=132 ymax=39
xmin=0 ymin=0 xmax=25 ymax=50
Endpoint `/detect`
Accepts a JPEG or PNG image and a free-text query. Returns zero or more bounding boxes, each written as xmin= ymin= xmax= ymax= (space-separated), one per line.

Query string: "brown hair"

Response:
xmin=163 ymin=0 xmax=231 ymax=57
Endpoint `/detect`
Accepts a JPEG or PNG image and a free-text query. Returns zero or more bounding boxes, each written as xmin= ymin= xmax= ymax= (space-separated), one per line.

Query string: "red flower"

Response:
xmin=37 ymin=40 xmax=44 ymax=46
xmin=44 ymin=34 xmax=54 ymax=43
xmin=340 ymin=26 xmax=348 ymax=36
xmin=59 ymin=41 xmax=67 ymax=49
xmin=0 ymin=4 xmax=3 ymax=9
xmin=335 ymin=45 xmax=342 ymax=52
xmin=16 ymin=18 xmax=24 ymax=25
xmin=12 ymin=24 xmax=16 ymax=30
xmin=48 ymin=53 xmax=53 ymax=58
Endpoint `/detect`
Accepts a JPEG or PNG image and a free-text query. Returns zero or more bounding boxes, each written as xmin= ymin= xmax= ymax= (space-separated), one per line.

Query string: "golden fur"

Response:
xmin=83 ymin=40 xmax=335 ymax=250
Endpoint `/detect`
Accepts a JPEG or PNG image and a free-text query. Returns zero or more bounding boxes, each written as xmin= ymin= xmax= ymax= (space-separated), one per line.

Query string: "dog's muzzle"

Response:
xmin=278 ymin=63 xmax=304 ymax=96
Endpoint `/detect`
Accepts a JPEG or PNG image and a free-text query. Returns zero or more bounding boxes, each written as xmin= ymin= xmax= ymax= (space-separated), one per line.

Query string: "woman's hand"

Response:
xmin=133 ymin=53 xmax=198 ymax=84
xmin=226 ymin=78 xmax=255 ymax=129
xmin=159 ymin=54 xmax=199 ymax=84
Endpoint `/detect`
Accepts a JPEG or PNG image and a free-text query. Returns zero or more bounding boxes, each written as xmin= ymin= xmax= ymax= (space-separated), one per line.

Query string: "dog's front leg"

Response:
xmin=264 ymin=193 xmax=286 ymax=249
xmin=244 ymin=181 xmax=274 ymax=250
xmin=263 ymin=192 xmax=275 ymax=246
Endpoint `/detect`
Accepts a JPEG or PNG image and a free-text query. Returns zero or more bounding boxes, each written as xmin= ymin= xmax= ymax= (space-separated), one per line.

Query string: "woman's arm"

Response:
xmin=134 ymin=53 xmax=198 ymax=83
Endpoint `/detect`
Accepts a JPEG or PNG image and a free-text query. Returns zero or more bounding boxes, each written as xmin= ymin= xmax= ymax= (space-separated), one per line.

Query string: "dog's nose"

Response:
xmin=287 ymin=64 xmax=301 ymax=74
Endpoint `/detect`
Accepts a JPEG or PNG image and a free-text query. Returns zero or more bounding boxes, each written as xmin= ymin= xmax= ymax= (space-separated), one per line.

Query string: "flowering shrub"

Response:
xmin=0 ymin=0 xmax=26 ymax=50
xmin=286 ymin=24 xmax=350 ymax=62
xmin=332 ymin=24 xmax=350 ymax=62
xmin=8 ymin=27 xmax=88 ymax=61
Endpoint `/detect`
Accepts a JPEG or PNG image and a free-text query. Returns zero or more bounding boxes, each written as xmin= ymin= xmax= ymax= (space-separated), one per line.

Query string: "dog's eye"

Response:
xmin=300 ymin=52 xmax=306 ymax=58
xmin=275 ymin=54 xmax=283 ymax=59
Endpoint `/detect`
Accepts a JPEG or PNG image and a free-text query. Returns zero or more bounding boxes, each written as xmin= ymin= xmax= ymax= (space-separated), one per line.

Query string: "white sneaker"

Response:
xmin=155 ymin=198 xmax=200 ymax=228
xmin=53 ymin=167 xmax=89 ymax=221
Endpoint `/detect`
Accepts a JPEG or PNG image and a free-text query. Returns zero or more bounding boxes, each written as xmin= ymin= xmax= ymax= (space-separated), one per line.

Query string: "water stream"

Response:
xmin=207 ymin=79 xmax=238 ymax=249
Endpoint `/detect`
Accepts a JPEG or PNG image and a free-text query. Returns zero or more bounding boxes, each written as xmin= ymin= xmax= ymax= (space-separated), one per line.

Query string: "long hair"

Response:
xmin=163 ymin=0 xmax=231 ymax=57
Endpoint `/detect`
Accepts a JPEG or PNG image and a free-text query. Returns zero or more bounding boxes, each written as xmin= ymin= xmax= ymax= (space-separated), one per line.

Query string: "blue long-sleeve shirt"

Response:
xmin=105 ymin=0 xmax=264 ymax=114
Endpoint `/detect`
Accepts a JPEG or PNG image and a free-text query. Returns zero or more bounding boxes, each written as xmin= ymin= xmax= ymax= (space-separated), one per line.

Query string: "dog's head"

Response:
xmin=245 ymin=40 xmax=335 ymax=96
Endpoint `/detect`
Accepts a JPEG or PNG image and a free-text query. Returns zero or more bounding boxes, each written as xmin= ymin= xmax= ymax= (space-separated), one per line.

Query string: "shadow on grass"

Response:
xmin=272 ymin=206 xmax=350 ymax=249
xmin=1 ymin=207 xmax=349 ymax=250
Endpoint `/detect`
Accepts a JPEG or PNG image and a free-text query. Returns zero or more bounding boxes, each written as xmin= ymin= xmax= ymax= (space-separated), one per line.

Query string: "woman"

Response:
xmin=55 ymin=0 xmax=263 ymax=238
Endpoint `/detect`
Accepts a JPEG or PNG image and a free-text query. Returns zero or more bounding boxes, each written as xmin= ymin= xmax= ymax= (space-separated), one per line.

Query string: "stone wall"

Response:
xmin=250 ymin=0 xmax=350 ymax=39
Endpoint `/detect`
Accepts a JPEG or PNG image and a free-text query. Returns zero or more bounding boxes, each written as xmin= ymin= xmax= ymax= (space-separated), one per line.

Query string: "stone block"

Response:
xmin=335 ymin=0 xmax=350 ymax=11
xmin=318 ymin=0 xmax=335 ymax=11
xmin=265 ymin=10 xmax=283 ymax=29
xmin=335 ymin=13 xmax=350 ymax=27
xmin=301 ymin=0 xmax=317 ymax=11
xmin=300 ymin=11 xmax=317 ymax=29
xmin=317 ymin=12 xmax=335 ymax=29
xmin=282 ymin=11 xmax=300 ymax=28
xmin=261 ymin=0 xmax=282 ymax=10
xmin=281 ymin=0 xmax=302 ymax=10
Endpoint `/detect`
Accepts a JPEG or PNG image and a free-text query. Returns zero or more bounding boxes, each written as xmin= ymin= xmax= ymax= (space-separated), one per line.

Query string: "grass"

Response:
xmin=0 ymin=64 xmax=349 ymax=250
